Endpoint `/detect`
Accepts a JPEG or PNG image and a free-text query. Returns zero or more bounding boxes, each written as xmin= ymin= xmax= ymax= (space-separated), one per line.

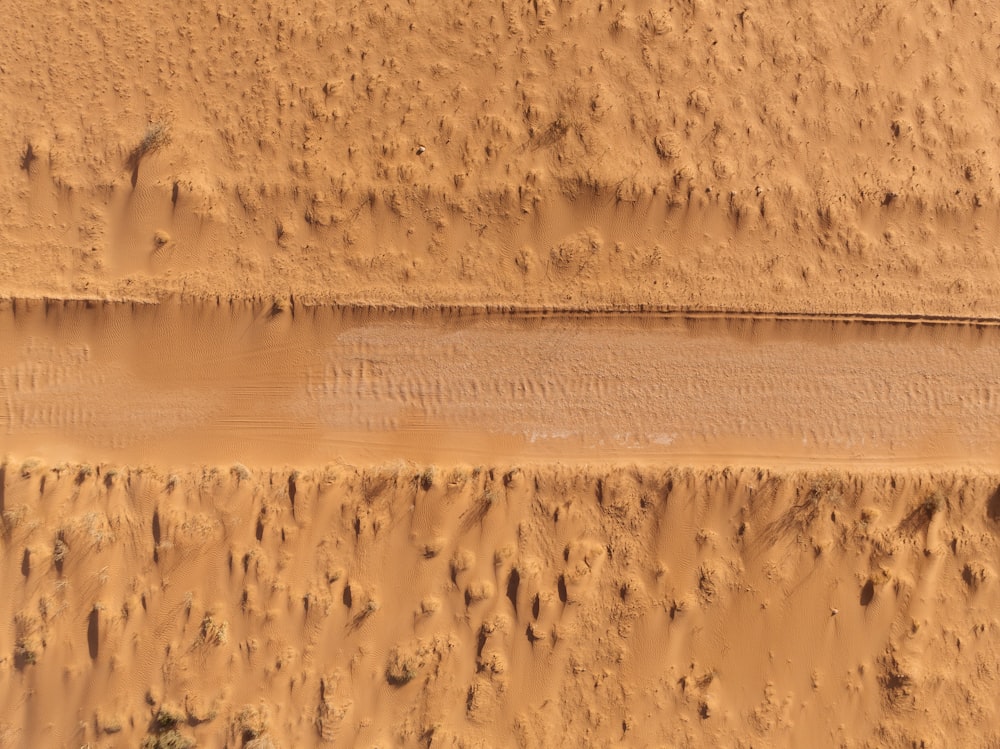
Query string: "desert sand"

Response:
xmin=6 ymin=0 xmax=1000 ymax=314
xmin=4 ymin=463 xmax=1000 ymax=748
xmin=3 ymin=299 xmax=1000 ymax=469
xmin=3 ymin=0 xmax=1000 ymax=747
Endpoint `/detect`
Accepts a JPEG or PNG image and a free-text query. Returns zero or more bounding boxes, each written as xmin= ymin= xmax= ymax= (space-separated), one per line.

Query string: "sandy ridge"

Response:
xmin=9 ymin=295 xmax=1000 ymax=328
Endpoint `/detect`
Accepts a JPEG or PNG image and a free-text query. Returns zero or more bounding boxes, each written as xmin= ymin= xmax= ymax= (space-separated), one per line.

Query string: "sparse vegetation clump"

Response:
xmin=100 ymin=717 xmax=123 ymax=734
xmin=141 ymin=730 xmax=195 ymax=749
xmin=52 ymin=536 xmax=68 ymax=565
xmin=155 ymin=707 xmax=184 ymax=731
xmin=922 ymin=490 xmax=946 ymax=517
xmin=1 ymin=505 xmax=27 ymax=535
xmin=805 ymin=470 xmax=845 ymax=503
xmin=19 ymin=458 xmax=43 ymax=478
xmin=244 ymin=737 xmax=278 ymax=749
xmin=233 ymin=705 xmax=270 ymax=744
xmin=127 ymin=122 xmax=171 ymax=171
xmin=142 ymin=705 xmax=195 ymax=749
xmin=386 ymin=647 xmax=420 ymax=686
xmin=447 ymin=467 xmax=470 ymax=489
xmin=450 ymin=549 xmax=474 ymax=579
xmin=197 ymin=614 xmax=229 ymax=646
xmin=13 ymin=639 xmax=38 ymax=668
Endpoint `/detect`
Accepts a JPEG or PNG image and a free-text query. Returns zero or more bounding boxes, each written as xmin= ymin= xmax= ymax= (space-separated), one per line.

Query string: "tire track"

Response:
xmin=1 ymin=297 xmax=999 ymax=467
xmin=7 ymin=295 xmax=1000 ymax=327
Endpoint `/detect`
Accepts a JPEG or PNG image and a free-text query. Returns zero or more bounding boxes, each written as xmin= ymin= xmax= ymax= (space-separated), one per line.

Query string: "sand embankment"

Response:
xmin=5 ymin=0 xmax=1000 ymax=313
xmin=2 ymin=461 xmax=999 ymax=747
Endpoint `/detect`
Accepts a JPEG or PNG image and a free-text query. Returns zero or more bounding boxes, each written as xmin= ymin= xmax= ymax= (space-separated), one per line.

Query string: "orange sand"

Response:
xmin=3 ymin=463 xmax=1000 ymax=747
xmin=5 ymin=0 xmax=1000 ymax=314
xmin=3 ymin=0 xmax=1000 ymax=747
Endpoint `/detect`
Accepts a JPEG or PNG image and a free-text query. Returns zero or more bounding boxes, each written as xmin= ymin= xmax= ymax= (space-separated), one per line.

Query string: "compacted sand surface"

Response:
xmin=3 ymin=300 xmax=1000 ymax=468
xmin=3 ymin=0 xmax=1000 ymax=747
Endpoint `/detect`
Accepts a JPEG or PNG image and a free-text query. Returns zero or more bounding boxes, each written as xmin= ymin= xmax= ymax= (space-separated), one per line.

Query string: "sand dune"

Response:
xmin=2 ymin=461 xmax=999 ymax=748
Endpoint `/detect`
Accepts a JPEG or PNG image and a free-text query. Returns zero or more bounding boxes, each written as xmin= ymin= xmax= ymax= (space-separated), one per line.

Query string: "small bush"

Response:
xmin=386 ymin=647 xmax=419 ymax=686
xmin=127 ymin=123 xmax=171 ymax=170
xmin=923 ymin=490 xmax=946 ymax=517
xmin=53 ymin=537 xmax=68 ymax=564
xmin=244 ymin=737 xmax=277 ymax=749
xmin=198 ymin=615 xmax=228 ymax=646
xmin=234 ymin=705 xmax=268 ymax=742
xmin=155 ymin=707 xmax=184 ymax=730
xmin=141 ymin=730 xmax=195 ymax=749
xmin=20 ymin=458 xmax=43 ymax=478
xmin=1 ymin=505 xmax=27 ymax=534
xmin=99 ymin=715 xmax=123 ymax=734
xmin=14 ymin=640 xmax=37 ymax=668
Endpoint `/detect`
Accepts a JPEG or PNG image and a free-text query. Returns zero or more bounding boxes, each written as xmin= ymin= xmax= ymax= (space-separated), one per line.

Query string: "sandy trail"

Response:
xmin=1 ymin=299 xmax=997 ymax=468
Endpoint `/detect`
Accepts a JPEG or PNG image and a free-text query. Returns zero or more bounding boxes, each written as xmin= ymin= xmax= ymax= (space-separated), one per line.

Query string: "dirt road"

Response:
xmin=2 ymin=298 xmax=997 ymax=468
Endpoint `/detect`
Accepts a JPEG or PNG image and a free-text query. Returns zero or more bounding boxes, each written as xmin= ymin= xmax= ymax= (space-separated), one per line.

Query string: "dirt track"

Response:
xmin=3 ymin=298 xmax=997 ymax=468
